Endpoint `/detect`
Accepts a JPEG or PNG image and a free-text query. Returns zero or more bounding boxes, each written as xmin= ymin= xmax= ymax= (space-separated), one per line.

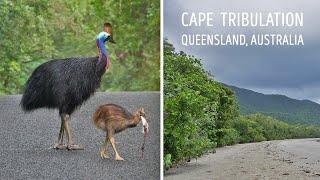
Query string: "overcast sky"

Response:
xmin=164 ymin=0 xmax=320 ymax=103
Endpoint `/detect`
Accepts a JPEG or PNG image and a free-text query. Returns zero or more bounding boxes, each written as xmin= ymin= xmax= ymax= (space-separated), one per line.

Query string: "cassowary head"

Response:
xmin=137 ymin=108 xmax=149 ymax=134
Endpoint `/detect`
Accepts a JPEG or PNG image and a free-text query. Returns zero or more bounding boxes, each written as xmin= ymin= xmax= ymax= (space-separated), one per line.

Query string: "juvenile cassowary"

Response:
xmin=92 ymin=104 xmax=149 ymax=161
xmin=21 ymin=56 xmax=108 ymax=150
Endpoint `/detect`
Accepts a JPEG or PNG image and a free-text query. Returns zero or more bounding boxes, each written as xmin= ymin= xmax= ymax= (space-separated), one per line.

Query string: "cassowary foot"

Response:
xmin=67 ymin=144 xmax=84 ymax=150
xmin=53 ymin=143 xmax=67 ymax=150
xmin=115 ymin=155 xmax=124 ymax=161
xmin=100 ymin=149 xmax=110 ymax=159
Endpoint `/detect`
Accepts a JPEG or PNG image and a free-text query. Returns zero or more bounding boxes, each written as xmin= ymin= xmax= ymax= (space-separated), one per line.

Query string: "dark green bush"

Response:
xmin=164 ymin=41 xmax=238 ymax=167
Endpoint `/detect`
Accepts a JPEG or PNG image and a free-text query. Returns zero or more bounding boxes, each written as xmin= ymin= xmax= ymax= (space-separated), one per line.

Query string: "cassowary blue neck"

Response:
xmin=96 ymin=56 xmax=108 ymax=75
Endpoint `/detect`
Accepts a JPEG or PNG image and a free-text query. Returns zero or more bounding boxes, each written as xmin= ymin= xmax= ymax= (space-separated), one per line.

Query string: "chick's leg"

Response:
xmin=109 ymin=136 xmax=124 ymax=161
xmin=100 ymin=138 xmax=110 ymax=159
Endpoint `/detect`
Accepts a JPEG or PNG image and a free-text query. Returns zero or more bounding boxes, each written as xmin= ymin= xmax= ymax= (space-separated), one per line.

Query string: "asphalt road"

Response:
xmin=165 ymin=139 xmax=320 ymax=180
xmin=0 ymin=92 xmax=160 ymax=179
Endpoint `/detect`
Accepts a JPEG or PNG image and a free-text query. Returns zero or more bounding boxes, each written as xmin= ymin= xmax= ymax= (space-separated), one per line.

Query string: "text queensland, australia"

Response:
xmin=181 ymin=34 xmax=304 ymax=46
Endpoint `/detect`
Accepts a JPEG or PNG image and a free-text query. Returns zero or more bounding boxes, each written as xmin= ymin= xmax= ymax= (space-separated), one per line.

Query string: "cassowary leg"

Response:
xmin=109 ymin=136 xmax=124 ymax=161
xmin=53 ymin=117 xmax=67 ymax=149
xmin=100 ymin=137 xmax=110 ymax=159
xmin=62 ymin=114 xmax=84 ymax=150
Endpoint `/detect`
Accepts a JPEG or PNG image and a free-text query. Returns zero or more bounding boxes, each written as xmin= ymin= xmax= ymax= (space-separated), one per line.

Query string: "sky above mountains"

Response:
xmin=164 ymin=0 xmax=320 ymax=103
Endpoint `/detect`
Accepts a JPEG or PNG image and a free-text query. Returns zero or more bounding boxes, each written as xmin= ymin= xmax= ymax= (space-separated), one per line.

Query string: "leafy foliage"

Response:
xmin=233 ymin=114 xmax=320 ymax=143
xmin=164 ymin=40 xmax=320 ymax=169
xmin=0 ymin=0 xmax=159 ymax=94
xmin=164 ymin=40 xmax=239 ymax=166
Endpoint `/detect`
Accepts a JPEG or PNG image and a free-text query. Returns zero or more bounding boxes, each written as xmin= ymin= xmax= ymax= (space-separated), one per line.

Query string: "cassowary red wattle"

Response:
xmin=21 ymin=56 xmax=107 ymax=150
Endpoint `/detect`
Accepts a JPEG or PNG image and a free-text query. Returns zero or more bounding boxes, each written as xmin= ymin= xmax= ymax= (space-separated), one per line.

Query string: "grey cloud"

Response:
xmin=164 ymin=0 xmax=320 ymax=103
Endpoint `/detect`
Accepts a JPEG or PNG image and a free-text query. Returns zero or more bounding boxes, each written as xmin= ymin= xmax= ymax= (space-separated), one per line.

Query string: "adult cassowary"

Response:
xmin=21 ymin=56 xmax=107 ymax=150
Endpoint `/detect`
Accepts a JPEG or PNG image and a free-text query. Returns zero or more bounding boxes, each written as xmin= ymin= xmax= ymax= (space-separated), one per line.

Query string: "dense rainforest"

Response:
xmin=163 ymin=40 xmax=320 ymax=168
xmin=0 ymin=0 xmax=160 ymax=95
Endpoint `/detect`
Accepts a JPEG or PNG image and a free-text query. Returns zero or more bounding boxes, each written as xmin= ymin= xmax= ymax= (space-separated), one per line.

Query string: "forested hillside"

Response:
xmin=164 ymin=40 xmax=320 ymax=169
xmin=226 ymin=84 xmax=320 ymax=125
xmin=0 ymin=0 xmax=160 ymax=94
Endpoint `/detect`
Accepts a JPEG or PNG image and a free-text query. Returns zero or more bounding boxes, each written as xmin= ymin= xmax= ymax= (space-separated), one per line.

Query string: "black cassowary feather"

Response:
xmin=21 ymin=56 xmax=107 ymax=115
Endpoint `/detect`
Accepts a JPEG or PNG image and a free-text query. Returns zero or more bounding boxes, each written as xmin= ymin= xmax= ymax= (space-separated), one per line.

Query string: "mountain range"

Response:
xmin=225 ymin=84 xmax=320 ymax=126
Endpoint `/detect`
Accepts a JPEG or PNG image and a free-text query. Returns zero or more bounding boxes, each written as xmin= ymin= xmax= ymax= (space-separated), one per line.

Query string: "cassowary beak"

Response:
xmin=140 ymin=116 xmax=149 ymax=134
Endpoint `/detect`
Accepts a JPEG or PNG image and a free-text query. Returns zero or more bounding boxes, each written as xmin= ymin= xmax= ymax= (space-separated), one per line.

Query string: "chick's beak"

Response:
xmin=141 ymin=116 xmax=149 ymax=134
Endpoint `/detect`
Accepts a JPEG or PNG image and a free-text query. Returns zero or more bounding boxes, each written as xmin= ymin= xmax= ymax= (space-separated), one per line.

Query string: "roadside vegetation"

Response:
xmin=164 ymin=40 xmax=320 ymax=168
xmin=0 ymin=0 xmax=160 ymax=94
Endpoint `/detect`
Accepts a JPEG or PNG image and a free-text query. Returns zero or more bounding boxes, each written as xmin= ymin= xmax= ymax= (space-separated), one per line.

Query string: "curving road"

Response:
xmin=0 ymin=92 xmax=160 ymax=179
xmin=165 ymin=138 xmax=320 ymax=180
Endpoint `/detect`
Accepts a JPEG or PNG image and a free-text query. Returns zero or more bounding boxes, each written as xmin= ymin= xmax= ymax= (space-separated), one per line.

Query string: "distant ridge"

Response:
xmin=225 ymin=84 xmax=320 ymax=126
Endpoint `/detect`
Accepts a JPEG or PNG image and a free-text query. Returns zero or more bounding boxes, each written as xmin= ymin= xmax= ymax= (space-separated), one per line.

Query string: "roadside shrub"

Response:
xmin=217 ymin=128 xmax=240 ymax=146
